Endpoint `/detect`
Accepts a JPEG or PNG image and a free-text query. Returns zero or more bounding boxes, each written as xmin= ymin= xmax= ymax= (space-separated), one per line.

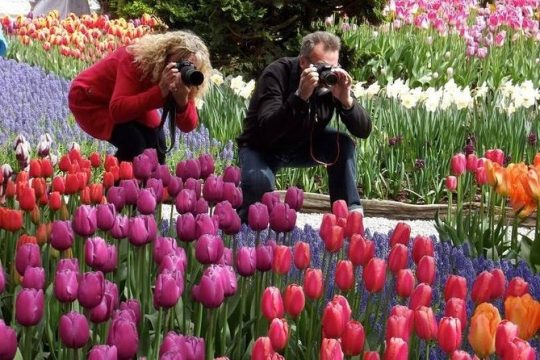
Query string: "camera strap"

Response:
xmin=157 ymin=96 xmax=177 ymax=155
xmin=308 ymin=95 xmax=341 ymax=167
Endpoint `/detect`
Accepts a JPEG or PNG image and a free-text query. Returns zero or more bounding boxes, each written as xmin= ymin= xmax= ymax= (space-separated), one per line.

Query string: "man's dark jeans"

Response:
xmin=238 ymin=127 xmax=362 ymax=222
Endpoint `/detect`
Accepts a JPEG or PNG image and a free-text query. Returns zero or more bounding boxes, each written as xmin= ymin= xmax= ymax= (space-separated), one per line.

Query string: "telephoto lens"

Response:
xmin=176 ymin=60 xmax=204 ymax=86
xmin=315 ymin=64 xmax=338 ymax=87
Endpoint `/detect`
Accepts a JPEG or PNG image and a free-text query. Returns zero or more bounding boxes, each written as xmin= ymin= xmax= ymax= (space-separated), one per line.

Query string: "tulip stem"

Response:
xmin=154 ymin=306 xmax=163 ymax=360
xmin=425 ymin=340 xmax=430 ymax=360
xmin=195 ymin=302 xmax=203 ymax=337
xmin=23 ymin=326 xmax=33 ymax=360
xmin=206 ymin=309 xmax=216 ymax=360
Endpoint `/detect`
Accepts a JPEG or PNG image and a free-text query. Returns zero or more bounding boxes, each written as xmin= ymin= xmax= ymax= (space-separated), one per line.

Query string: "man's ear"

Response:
xmin=299 ymin=56 xmax=309 ymax=70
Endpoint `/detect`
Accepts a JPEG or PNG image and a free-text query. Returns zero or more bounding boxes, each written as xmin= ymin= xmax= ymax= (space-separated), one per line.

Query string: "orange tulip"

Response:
xmin=504 ymin=294 xmax=540 ymax=340
xmin=468 ymin=303 xmax=501 ymax=358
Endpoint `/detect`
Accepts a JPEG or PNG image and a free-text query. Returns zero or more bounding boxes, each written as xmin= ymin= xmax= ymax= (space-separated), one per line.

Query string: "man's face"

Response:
xmin=300 ymin=42 xmax=339 ymax=69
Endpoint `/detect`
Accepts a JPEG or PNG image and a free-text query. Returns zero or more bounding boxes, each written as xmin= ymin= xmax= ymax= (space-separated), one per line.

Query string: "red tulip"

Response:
xmin=283 ymin=284 xmax=305 ymax=319
xmin=335 ymin=260 xmax=354 ymax=291
xmin=261 ymin=287 xmax=284 ymax=321
xmin=348 ymin=234 xmax=374 ymax=266
xmin=268 ymin=318 xmax=288 ymax=351
xmin=18 ymin=186 xmax=36 ymax=211
xmin=472 ymin=271 xmax=494 ymax=304
xmin=364 ymin=351 xmax=380 ymax=360
xmin=0 ymin=320 xmax=17 ymax=359
xmin=490 ymin=268 xmax=506 ymax=300
xmin=272 ymin=245 xmax=292 ymax=275
xmin=388 ymin=243 xmax=408 ymax=274
xmin=16 ymin=288 xmax=45 ymax=326
xmin=396 ymin=269 xmax=415 ymax=298
xmin=409 ymin=283 xmax=432 ymax=310
xmin=48 ymin=191 xmax=62 ymax=211
xmin=332 ymin=200 xmax=348 ymax=219
xmin=320 ymin=338 xmax=344 ymax=360
xmin=438 ymin=317 xmax=462 ymax=353
xmin=251 ymin=336 xmax=275 ymax=360
xmin=501 ymin=338 xmax=536 ymax=360
xmin=445 ymin=275 xmax=467 ymax=301
xmin=363 ymin=258 xmax=387 ymax=293
xmin=322 ymin=300 xmax=346 ymax=338
xmin=417 ymin=255 xmax=435 ymax=285
xmin=495 ymin=320 xmax=519 ymax=358
xmin=386 ymin=314 xmax=411 ymax=343
xmin=446 ymin=175 xmax=457 ymax=192
xmin=389 ymin=222 xmax=411 ymax=247
xmin=411 ymin=235 xmax=434 ymax=264
xmin=341 ymin=320 xmax=365 ymax=356
xmin=59 ymin=311 xmax=90 ymax=348
xmin=451 ymin=153 xmax=467 ymax=176
xmin=384 ymin=337 xmax=408 ymax=360
xmin=345 ymin=209 xmax=364 ymax=237
xmin=303 ymin=268 xmax=324 ymax=300
xmin=414 ymin=306 xmax=438 ymax=340
xmin=321 ymin=224 xmax=345 ymax=252
xmin=293 ymin=241 xmax=310 ymax=270
xmin=450 ymin=350 xmax=474 ymax=360
xmin=445 ymin=297 xmax=468 ymax=331
xmin=466 ymin=153 xmax=478 ymax=172
xmin=319 ymin=213 xmax=337 ymax=238
xmin=505 ymin=277 xmax=529 ymax=298
xmin=390 ymin=305 xmax=414 ymax=334
xmin=485 ymin=148 xmax=505 ymax=165
xmin=3 ymin=209 xmax=23 ymax=232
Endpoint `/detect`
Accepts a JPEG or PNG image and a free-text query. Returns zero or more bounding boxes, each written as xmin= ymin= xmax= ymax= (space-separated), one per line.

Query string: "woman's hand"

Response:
xmin=159 ymin=62 xmax=178 ymax=97
xmin=170 ymin=70 xmax=191 ymax=111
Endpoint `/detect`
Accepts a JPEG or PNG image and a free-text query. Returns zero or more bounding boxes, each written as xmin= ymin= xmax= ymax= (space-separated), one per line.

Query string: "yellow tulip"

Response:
xmin=468 ymin=303 xmax=501 ymax=358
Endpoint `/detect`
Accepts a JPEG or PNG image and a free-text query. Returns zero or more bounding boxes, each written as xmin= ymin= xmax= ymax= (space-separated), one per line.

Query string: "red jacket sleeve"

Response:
xmin=175 ymin=99 xmax=198 ymax=132
xmin=109 ymin=54 xmax=165 ymax=123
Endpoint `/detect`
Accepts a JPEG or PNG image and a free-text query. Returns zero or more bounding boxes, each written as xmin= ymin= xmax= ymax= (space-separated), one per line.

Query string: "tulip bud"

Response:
xmin=411 ymin=235 xmax=434 ymax=264
xmin=293 ymin=241 xmax=310 ymax=270
xmin=417 ymin=255 xmax=435 ymax=285
xmin=236 ymin=247 xmax=256 ymax=277
xmin=272 ymin=245 xmax=292 ymax=275
xmin=490 ymin=268 xmax=506 ymax=300
xmin=304 ymin=268 xmax=323 ymax=300
xmin=283 ymin=284 xmax=305 ymax=319
xmin=389 ymin=222 xmax=411 ymax=247
xmin=348 ymin=234 xmax=374 ymax=266
xmin=345 ymin=210 xmax=364 ymax=237
xmin=438 ymin=317 xmax=462 ymax=353
xmin=59 ymin=311 xmax=90 ymax=348
xmin=0 ymin=320 xmax=17 ymax=360
xmin=85 ymin=237 xmax=108 ymax=270
xmin=222 ymin=182 xmax=243 ymax=209
xmin=268 ymin=318 xmax=288 ymax=351
xmin=176 ymin=158 xmax=201 ymax=180
xmin=252 ymin=336 xmax=275 ymax=360
xmin=414 ymin=306 xmax=438 ymax=340
xmin=363 ymin=258 xmax=387 ymax=293
xmin=110 ymin=215 xmax=129 ymax=240
xmin=341 ymin=320 xmax=365 ymax=355
xmin=322 ymin=301 xmax=346 ymax=338
xmin=222 ymin=165 xmax=241 ymax=185
xmin=451 ymin=153 xmax=467 ymax=176
xmin=384 ymin=337 xmax=408 ymax=360
xmin=335 ymin=260 xmax=354 ymax=291
xmin=106 ymin=316 xmax=139 ymax=360
xmin=445 ymin=297 xmax=467 ymax=331
xmin=388 ymin=243 xmax=408 ymax=274
xmin=195 ymin=213 xmax=218 ymax=237
xmin=96 ymin=203 xmax=116 ymax=231
xmin=445 ymin=275 xmax=467 ymax=301
xmin=16 ymin=288 xmax=45 ymax=326
xmin=321 ymin=338 xmax=344 ymax=360
xmin=409 ymin=283 xmax=432 ymax=310
xmin=501 ymin=337 xmax=536 ymax=360
xmin=386 ymin=314 xmax=411 ymax=343
xmin=396 ymin=269 xmax=415 ymax=298
xmin=261 ymin=191 xmax=280 ymax=214
xmin=472 ymin=271 xmax=493 ymax=304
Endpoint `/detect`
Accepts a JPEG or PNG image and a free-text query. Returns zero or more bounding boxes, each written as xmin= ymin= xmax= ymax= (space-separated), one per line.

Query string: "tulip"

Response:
xmin=85 ymin=237 xmax=108 ymax=270
xmin=269 ymin=203 xmax=296 ymax=233
xmin=446 ymin=175 xmax=457 ymax=191
xmin=15 ymin=243 xmax=41 ymax=276
xmin=154 ymin=271 xmax=182 ymax=309
xmin=261 ymin=191 xmax=280 ymax=214
xmin=153 ymin=237 xmax=177 ymax=265
xmin=106 ymin=186 xmax=126 ymax=212
xmin=88 ymin=345 xmax=118 ymax=360
xmin=3 ymin=209 xmax=23 ymax=232
xmin=386 ymin=315 xmax=410 ymax=343
xmin=260 ymin=286 xmax=284 ymax=321
xmin=396 ymin=269 xmax=415 ymax=298
xmin=445 ymin=297 xmax=468 ymax=331
xmin=203 ymin=174 xmax=224 ymax=204
xmin=158 ymin=331 xmax=184 ymax=355
xmin=107 ymin=316 xmax=139 ymax=360
xmin=341 ymin=320 xmax=365 ymax=356
xmin=194 ymin=198 xmax=209 ymax=215
xmin=451 ymin=153 xmax=467 ymax=176
xmin=319 ymin=213 xmax=337 ymax=237
xmin=409 ymin=283 xmax=432 ymax=310
xmin=504 ymin=294 xmax=540 ymax=340
xmin=390 ymin=305 xmax=414 ymax=334
xmin=133 ymin=153 xmax=152 ymax=180
xmin=284 ymin=186 xmax=304 ymax=211
xmin=175 ymin=188 xmax=197 ymax=214
xmin=490 ymin=268 xmax=506 ymax=300
xmin=248 ymin=202 xmax=269 ymax=231
xmin=472 ymin=271 xmax=494 ymax=304
xmin=158 ymin=248 xmax=186 ymax=274
xmin=127 ymin=215 xmax=155 ymax=246
xmin=222 ymin=182 xmax=243 ymax=209
xmin=136 ymin=188 xmax=156 ymax=215
xmin=251 ymin=337 xmax=274 ymax=360
xmin=22 ymin=266 xmax=45 ymax=289
xmin=214 ymin=201 xmax=241 ymax=234
xmin=384 ymin=337 xmax=408 ymax=360
xmin=468 ymin=303 xmax=501 ymax=358
xmin=291 ymin=241 xmax=310 ymax=271
xmin=120 ymin=179 xmax=139 ymax=205
xmin=48 ymin=191 xmax=62 ymax=211
xmin=505 ymin=277 xmax=529 ymax=298
xmin=438 ymin=317 xmax=462 ymax=354
xmin=321 ymin=225 xmax=344 ymax=253
xmin=331 ymin=199 xmax=348 ymax=219
xmin=283 ymin=284 xmax=305 ymax=318
xmin=416 ymin=255 xmax=435 ymax=285
xmin=0 ymin=320 xmax=17 ymax=360
xmin=195 ymin=234 xmax=224 ymax=264
xmin=78 ymin=271 xmax=105 ymax=309
xmin=303 ymin=267 xmax=323 ymax=300
xmin=414 ymin=306 xmax=438 ymax=340
xmin=89 ymin=281 xmax=117 ymax=324
xmin=411 ymin=235 xmax=434 ymax=264
xmin=207 ymin=265 xmax=237 ymax=297
xmin=191 ymin=271 xmax=225 ymax=308
xmin=501 ymin=338 xmax=536 ymax=360
xmin=198 ymin=153 xmax=215 ymax=179
xmin=363 ymin=258 xmax=387 ymax=293
xmin=222 ymin=165 xmax=241 ymax=185
xmin=59 ymin=311 xmax=90 ymax=348
xmin=16 ymin=288 xmax=44 ymax=326
xmin=345 ymin=209 xmax=364 ymax=237
xmin=388 ymin=243 xmax=408 ymax=274
xmin=322 ymin=301 xmax=346 ymax=338
xmin=195 ymin=213 xmax=218 ymax=237
xmin=218 ymin=247 xmax=234 ymax=266
xmin=268 ymin=318 xmax=288 ymax=351
xmin=18 ymin=186 xmax=36 ymax=211
xmin=445 ymin=275 xmax=467 ymax=301
xmin=236 ymin=247 xmax=256 ymax=277
xmin=320 ymin=338 xmax=344 ymax=360
xmin=255 ymin=244 xmax=273 ymax=272
xmin=348 ymin=234 xmax=374 ymax=266
xmin=495 ymin=320 xmax=519 ymax=358
xmin=272 ymin=245 xmax=292 ymax=275
xmin=119 ymin=299 xmax=142 ymax=324
xmin=364 ymin=352 xmax=380 ymax=360
xmin=485 ymin=148 xmax=505 ymax=165
xmin=119 ymin=161 xmax=133 ymax=180
xmin=72 ymin=205 xmax=97 ymax=237
xmin=389 ymin=222 xmax=411 ymax=247
xmin=96 ymin=203 xmax=116 ymax=231
xmin=176 ymin=158 xmax=201 ymax=180
xmin=168 ymin=177 xmax=184 ymax=198
xmin=110 ymin=215 xmax=129 ymax=240
xmin=451 ymin=350 xmax=474 ymax=360
xmin=176 ymin=213 xmax=197 ymax=242
xmin=184 ymin=178 xmax=202 ymax=198
xmin=335 ymin=260 xmax=354 ymax=291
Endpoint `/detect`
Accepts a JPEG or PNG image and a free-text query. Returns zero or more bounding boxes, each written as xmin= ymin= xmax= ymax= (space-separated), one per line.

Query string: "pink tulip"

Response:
xmin=438 ymin=317 xmax=462 ymax=354
xmin=85 ymin=236 xmax=108 ymax=270
xmin=505 ymin=277 xmax=529 ymax=298
xmin=414 ymin=306 xmax=438 ymax=340
xmin=176 ymin=158 xmax=201 ymax=180
xmin=416 ymin=255 xmax=436 ymax=285
xmin=255 ymin=244 xmax=273 ymax=272
xmin=198 ymin=153 xmax=215 ymax=179
xmin=192 ymin=270 xmax=225 ymax=308
xmin=269 ymin=203 xmax=296 ymax=233
xmin=175 ymin=188 xmax=197 ymax=214
xmin=195 ymin=213 xmax=218 ymax=237
xmin=22 ymin=266 xmax=45 ymax=289
xmin=222 ymin=165 xmax=241 ymax=185
xmin=222 ymin=182 xmax=243 ymax=209
xmin=96 ymin=203 xmax=116 ymax=231
xmin=72 ymin=204 xmax=97 ymax=237
xmin=50 ymin=220 xmax=74 ymax=251
xmin=450 ymin=153 xmax=467 ymax=176
xmin=284 ymin=186 xmax=304 ymax=211
xmin=446 ymin=176 xmax=457 ymax=192
xmin=110 ymin=215 xmax=129 ymax=240
xmin=78 ymin=271 xmax=105 ymax=309
xmin=15 ymin=243 xmax=41 ymax=276
xmin=195 ymin=234 xmax=224 ymax=264
xmin=384 ymin=337 xmax=408 ymax=360
xmin=88 ymin=345 xmax=118 ymax=360
xmin=59 ymin=311 xmax=90 ymax=348
xmin=136 ymin=188 xmax=156 ymax=214
xmin=445 ymin=275 xmax=467 ymax=301
xmin=396 ymin=269 xmax=415 ymax=298
xmin=261 ymin=191 xmax=281 ymax=214
xmin=133 ymin=152 xmax=153 ymax=180
xmin=495 ymin=320 xmax=519 ymax=358
xmin=153 ymin=271 xmax=183 ymax=308
xmin=127 ymin=215 xmax=157 ymax=246
xmin=409 ymin=283 xmax=432 ymax=310
xmin=167 ymin=176 xmax=183 ymax=197
xmin=471 ymin=270 xmax=494 ymax=304
xmin=0 ymin=320 xmax=17 ymax=360
xmin=236 ymin=247 xmax=256 ymax=276
xmin=184 ymin=178 xmax=202 ymax=198
xmin=203 ymin=174 xmax=224 ymax=204
xmin=445 ymin=297 xmax=467 ymax=331
xmin=176 ymin=213 xmax=197 ymax=242
xmin=107 ymin=316 xmax=139 ymax=360
xmin=248 ymin=202 xmax=269 ymax=231
xmin=16 ymin=288 xmax=44 ymax=326
xmin=106 ymin=186 xmax=126 ymax=212
xmin=485 ymin=149 xmax=504 ymax=165
xmin=261 ymin=287 xmax=284 ymax=321
xmin=154 ymin=164 xmax=172 ymax=186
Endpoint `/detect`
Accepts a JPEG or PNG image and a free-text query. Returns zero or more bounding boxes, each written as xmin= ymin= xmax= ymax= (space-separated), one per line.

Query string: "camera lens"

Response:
xmin=177 ymin=61 xmax=205 ymax=86
xmin=320 ymin=70 xmax=338 ymax=86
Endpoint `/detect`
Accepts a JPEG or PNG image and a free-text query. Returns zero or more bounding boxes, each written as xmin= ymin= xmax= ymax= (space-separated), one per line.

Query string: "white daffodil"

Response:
xmin=366 ymin=82 xmax=381 ymax=98
xmin=454 ymin=87 xmax=473 ymax=110
xmin=210 ymin=72 xmax=224 ymax=86
xmin=229 ymin=75 xmax=245 ymax=94
xmin=239 ymin=79 xmax=256 ymax=99
xmin=352 ymin=82 xmax=367 ymax=98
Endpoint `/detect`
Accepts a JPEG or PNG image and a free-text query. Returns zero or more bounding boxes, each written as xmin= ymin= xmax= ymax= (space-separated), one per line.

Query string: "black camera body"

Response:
xmin=176 ymin=60 xmax=204 ymax=86
xmin=315 ymin=64 xmax=338 ymax=87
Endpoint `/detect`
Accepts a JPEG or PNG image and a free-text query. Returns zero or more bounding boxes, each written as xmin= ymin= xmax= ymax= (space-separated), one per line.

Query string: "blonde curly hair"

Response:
xmin=128 ymin=30 xmax=212 ymax=98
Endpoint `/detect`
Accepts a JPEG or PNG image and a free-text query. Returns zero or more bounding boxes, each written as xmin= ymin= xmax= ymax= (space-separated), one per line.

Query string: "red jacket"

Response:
xmin=68 ymin=46 xmax=198 ymax=140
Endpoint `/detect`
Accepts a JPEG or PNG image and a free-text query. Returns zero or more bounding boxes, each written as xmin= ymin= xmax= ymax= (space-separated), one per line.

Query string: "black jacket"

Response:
xmin=236 ymin=57 xmax=372 ymax=153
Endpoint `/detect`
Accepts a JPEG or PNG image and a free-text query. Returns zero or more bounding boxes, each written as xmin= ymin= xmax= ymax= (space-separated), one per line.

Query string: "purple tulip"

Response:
xmin=78 ymin=271 xmax=105 ymax=309
xmin=88 ymin=345 xmax=118 ymax=360
xmin=96 ymin=203 xmax=116 ymax=231
xmin=154 ymin=164 xmax=172 ymax=187
xmin=15 ymin=288 xmax=44 ymax=326
xmin=176 ymin=159 xmax=201 ymax=181
xmin=160 ymin=331 xmax=185 ymax=355
xmin=222 ymin=182 xmax=243 ymax=208
xmin=110 ymin=215 xmax=129 ymax=240
xmin=137 ymin=188 xmax=157 ymax=215
xmin=159 ymin=249 xmax=187 ymax=273
xmin=202 ymin=174 xmax=223 ymax=204
xmin=183 ymin=178 xmax=202 ymax=199
xmin=106 ymin=186 xmax=126 ymax=212
xmin=119 ymin=299 xmax=141 ymax=324
xmin=56 ymin=258 xmax=79 ymax=273
xmin=236 ymin=247 xmax=257 ymax=276
xmin=285 ymin=186 xmax=304 ymax=211
xmin=0 ymin=320 xmax=17 ymax=360
xmin=222 ymin=165 xmax=241 ymax=186
xmin=195 ymin=234 xmax=224 ymax=264
xmin=248 ymin=202 xmax=270 ymax=231
xmin=59 ymin=311 xmax=90 ymax=348
xmin=175 ymin=189 xmax=197 ymax=214
xmin=85 ymin=237 xmax=108 ymax=270
xmin=182 ymin=335 xmax=206 ymax=360
xmin=142 ymin=148 xmax=159 ymax=170
xmin=50 ymin=220 xmax=74 ymax=251
xmin=218 ymin=247 xmax=233 ymax=266
xmin=214 ymin=201 xmax=236 ymax=230
xmin=15 ymin=243 xmax=41 ymax=276
xmin=256 ymin=244 xmax=273 ymax=272
xmin=195 ymin=213 xmax=218 ymax=238
xmin=127 ymin=215 xmax=156 ymax=246
xmin=192 ymin=271 xmax=225 ymax=308
xmin=22 ymin=266 xmax=45 ymax=289
xmin=89 ymin=280 xmax=118 ymax=323
xmin=198 ymin=153 xmax=215 ymax=179
xmin=153 ymin=236 xmax=177 ymax=265
xmin=206 ymin=265 xmax=237 ymax=297
xmin=193 ymin=198 xmax=208 ymax=215
xmin=119 ymin=179 xmax=139 ymax=205
xmin=101 ymin=244 xmax=118 ymax=273
xmin=147 ymin=178 xmax=164 ymax=202
xmin=153 ymin=270 xmax=183 ymax=309
xmin=176 ymin=213 xmax=197 ymax=242
xmin=0 ymin=265 xmax=5 ymax=294
xmin=72 ymin=205 xmax=97 ymax=237
xmin=269 ymin=203 xmax=297 ymax=233
xmin=167 ymin=176 xmax=183 ymax=197
xmin=54 ymin=269 xmax=79 ymax=303
xmin=107 ymin=316 xmax=139 ymax=360
xmin=133 ymin=153 xmax=153 ymax=181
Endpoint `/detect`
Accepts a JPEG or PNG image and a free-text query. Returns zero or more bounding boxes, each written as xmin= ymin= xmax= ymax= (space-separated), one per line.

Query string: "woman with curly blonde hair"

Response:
xmin=69 ymin=30 xmax=211 ymax=163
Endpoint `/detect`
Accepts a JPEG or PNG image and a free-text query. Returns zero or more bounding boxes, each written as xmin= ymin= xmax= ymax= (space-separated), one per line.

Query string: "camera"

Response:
xmin=315 ymin=64 xmax=338 ymax=87
xmin=176 ymin=60 xmax=204 ymax=86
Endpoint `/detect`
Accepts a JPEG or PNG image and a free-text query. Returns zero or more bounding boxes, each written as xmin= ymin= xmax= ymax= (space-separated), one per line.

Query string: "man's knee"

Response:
xmin=242 ymin=168 xmax=274 ymax=194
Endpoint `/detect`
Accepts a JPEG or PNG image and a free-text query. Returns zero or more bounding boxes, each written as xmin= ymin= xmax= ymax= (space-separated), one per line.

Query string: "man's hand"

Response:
xmin=330 ymin=68 xmax=354 ymax=109
xmin=297 ymin=65 xmax=319 ymax=101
